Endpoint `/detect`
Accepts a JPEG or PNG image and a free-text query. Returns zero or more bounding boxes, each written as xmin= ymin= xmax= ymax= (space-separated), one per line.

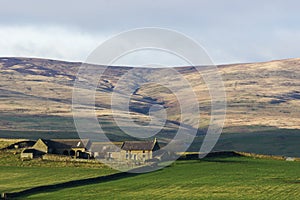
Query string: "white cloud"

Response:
xmin=0 ymin=25 xmax=107 ymax=62
xmin=0 ymin=24 xmax=300 ymax=66
xmin=0 ymin=1 xmax=300 ymax=65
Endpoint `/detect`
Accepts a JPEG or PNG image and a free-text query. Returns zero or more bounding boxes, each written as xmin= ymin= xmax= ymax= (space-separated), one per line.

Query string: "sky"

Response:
xmin=0 ymin=0 xmax=299 ymax=66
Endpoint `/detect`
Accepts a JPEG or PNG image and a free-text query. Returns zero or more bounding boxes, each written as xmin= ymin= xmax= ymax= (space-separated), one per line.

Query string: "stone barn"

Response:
xmin=21 ymin=139 xmax=91 ymax=159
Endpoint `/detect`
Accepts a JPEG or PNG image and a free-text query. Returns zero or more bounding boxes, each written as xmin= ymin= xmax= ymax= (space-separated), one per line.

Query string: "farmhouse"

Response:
xmin=120 ymin=138 xmax=160 ymax=161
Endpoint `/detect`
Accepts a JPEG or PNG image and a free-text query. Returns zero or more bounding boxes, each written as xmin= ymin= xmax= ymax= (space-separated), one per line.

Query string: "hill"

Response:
xmin=0 ymin=57 xmax=299 ymax=156
xmin=1 ymin=57 xmax=299 ymax=130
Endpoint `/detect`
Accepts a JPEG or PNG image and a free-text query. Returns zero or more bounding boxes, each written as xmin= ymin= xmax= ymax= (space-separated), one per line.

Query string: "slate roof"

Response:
xmin=22 ymin=148 xmax=42 ymax=153
xmin=121 ymin=139 xmax=158 ymax=151
xmin=41 ymin=139 xmax=90 ymax=149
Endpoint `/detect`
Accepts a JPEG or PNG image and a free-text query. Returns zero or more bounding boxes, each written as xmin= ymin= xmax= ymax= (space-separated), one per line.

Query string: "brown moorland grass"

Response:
xmin=0 ymin=57 xmax=299 ymax=134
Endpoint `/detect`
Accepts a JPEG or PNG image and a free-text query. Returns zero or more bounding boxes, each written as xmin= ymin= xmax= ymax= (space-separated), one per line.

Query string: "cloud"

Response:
xmin=0 ymin=25 xmax=108 ymax=62
xmin=1 ymin=24 xmax=300 ymax=66
xmin=0 ymin=1 xmax=300 ymax=65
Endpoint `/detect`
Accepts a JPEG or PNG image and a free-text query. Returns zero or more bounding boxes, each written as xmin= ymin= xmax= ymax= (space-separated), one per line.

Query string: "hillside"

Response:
xmin=0 ymin=57 xmax=299 ymax=130
xmin=0 ymin=57 xmax=299 ymax=156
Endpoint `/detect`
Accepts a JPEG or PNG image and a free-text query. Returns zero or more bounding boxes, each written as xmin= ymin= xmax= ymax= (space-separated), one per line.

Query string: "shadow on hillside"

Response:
xmin=176 ymin=151 xmax=252 ymax=165
xmin=200 ymin=151 xmax=247 ymax=164
xmin=201 ymin=158 xmax=247 ymax=164
xmin=2 ymin=167 xmax=149 ymax=199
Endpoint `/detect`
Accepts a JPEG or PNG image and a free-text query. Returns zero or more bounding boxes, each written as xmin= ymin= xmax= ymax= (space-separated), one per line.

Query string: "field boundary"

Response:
xmin=236 ymin=151 xmax=300 ymax=161
xmin=0 ymin=164 xmax=158 ymax=199
xmin=1 ymin=171 xmax=141 ymax=199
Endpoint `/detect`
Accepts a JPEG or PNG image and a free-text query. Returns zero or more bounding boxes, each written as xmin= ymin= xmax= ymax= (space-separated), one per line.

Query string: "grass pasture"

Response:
xmin=0 ymin=150 xmax=116 ymax=194
xmin=0 ymin=150 xmax=299 ymax=199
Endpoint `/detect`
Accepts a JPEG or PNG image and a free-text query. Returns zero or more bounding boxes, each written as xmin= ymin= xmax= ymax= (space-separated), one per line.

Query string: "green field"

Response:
xmin=1 ymin=150 xmax=300 ymax=199
xmin=0 ymin=150 xmax=116 ymax=194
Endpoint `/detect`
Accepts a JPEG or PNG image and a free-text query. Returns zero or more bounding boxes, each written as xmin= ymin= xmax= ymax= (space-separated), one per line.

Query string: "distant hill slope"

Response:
xmin=0 ymin=57 xmax=299 ymax=137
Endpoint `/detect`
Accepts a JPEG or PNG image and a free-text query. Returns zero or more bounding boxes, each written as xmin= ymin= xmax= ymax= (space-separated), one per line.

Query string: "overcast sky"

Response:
xmin=0 ymin=0 xmax=299 ymax=65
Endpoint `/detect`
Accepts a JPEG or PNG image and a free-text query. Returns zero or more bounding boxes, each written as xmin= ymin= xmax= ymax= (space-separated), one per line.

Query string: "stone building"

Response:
xmin=120 ymin=138 xmax=160 ymax=161
xmin=21 ymin=139 xmax=91 ymax=159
